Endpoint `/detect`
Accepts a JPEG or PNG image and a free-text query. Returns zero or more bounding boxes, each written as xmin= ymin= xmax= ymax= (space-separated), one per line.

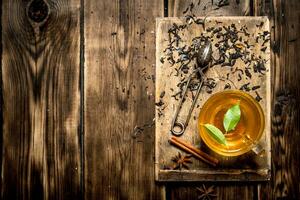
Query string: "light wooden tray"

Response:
xmin=155 ymin=17 xmax=271 ymax=181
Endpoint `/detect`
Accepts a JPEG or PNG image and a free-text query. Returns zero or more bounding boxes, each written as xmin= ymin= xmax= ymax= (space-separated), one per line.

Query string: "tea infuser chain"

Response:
xmin=171 ymin=68 xmax=206 ymax=136
xmin=171 ymin=40 xmax=212 ymax=136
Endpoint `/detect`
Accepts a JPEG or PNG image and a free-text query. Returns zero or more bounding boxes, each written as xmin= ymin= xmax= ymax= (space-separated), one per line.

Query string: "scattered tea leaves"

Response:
xmin=245 ymin=68 xmax=252 ymax=79
xmin=240 ymin=82 xmax=251 ymax=91
xmin=224 ymin=83 xmax=231 ymax=90
xmin=223 ymin=101 xmax=241 ymax=132
xmin=204 ymin=124 xmax=227 ymax=146
xmin=160 ymin=91 xmax=166 ymax=98
xmin=252 ymin=85 xmax=261 ymax=90
xmin=255 ymin=91 xmax=262 ymax=102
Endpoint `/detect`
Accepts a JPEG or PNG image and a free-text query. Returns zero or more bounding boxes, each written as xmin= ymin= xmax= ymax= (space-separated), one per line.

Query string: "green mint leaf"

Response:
xmin=204 ymin=124 xmax=227 ymax=146
xmin=223 ymin=101 xmax=241 ymax=132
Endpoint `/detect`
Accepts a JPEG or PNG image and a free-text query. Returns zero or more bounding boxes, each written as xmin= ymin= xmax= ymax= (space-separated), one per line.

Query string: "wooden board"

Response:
xmin=155 ymin=16 xmax=271 ymax=181
xmin=83 ymin=0 xmax=164 ymax=199
xmin=1 ymin=0 xmax=81 ymax=199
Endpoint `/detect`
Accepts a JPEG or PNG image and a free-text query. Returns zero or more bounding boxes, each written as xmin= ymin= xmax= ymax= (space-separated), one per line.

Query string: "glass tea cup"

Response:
xmin=198 ymin=90 xmax=265 ymax=156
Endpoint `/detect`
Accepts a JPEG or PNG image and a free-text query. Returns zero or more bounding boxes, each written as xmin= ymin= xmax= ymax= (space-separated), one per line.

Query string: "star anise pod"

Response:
xmin=196 ymin=184 xmax=217 ymax=200
xmin=171 ymin=152 xmax=192 ymax=170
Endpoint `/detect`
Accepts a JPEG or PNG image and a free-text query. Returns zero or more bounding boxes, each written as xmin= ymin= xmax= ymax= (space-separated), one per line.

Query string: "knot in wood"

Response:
xmin=28 ymin=0 xmax=49 ymax=23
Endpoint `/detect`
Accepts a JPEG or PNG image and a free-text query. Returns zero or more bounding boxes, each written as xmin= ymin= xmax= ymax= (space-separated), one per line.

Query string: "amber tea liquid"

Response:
xmin=198 ymin=90 xmax=265 ymax=156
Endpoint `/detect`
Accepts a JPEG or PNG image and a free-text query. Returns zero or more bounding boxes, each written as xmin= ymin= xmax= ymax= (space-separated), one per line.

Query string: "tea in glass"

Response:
xmin=198 ymin=90 xmax=265 ymax=156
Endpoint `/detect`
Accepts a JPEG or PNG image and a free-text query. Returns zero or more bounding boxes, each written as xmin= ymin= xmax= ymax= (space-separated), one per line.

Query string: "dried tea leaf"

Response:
xmin=204 ymin=124 xmax=227 ymax=146
xmin=223 ymin=101 xmax=241 ymax=132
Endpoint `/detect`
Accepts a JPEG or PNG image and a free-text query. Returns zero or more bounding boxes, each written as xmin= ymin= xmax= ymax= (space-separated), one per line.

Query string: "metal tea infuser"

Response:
xmin=171 ymin=40 xmax=212 ymax=136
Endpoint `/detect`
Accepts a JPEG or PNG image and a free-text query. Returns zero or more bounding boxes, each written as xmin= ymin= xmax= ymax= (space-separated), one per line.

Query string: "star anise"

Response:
xmin=171 ymin=152 xmax=192 ymax=170
xmin=196 ymin=184 xmax=217 ymax=200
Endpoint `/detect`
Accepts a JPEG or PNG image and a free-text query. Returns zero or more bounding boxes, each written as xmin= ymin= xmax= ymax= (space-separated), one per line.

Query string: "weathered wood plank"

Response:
xmin=1 ymin=0 xmax=81 ymax=199
xmin=164 ymin=0 xmax=262 ymax=199
xmin=168 ymin=0 xmax=251 ymax=17
xmin=84 ymin=0 xmax=164 ymax=199
xmin=254 ymin=0 xmax=300 ymax=199
xmin=166 ymin=183 xmax=257 ymax=200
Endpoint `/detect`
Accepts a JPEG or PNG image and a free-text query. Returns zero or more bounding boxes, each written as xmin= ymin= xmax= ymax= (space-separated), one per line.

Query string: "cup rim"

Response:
xmin=198 ymin=90 xmax=265 ymax=156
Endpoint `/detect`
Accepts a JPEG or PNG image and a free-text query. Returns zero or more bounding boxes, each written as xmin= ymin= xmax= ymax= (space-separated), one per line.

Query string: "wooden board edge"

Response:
xmin=156 ymin=169 xmax=271 ymax=182
xmin=155 ymin=17 xmax=163 ymax=182
xmin=155 ymin=16 xmax=270 ymax=22
xmin=264 ymin=17 xmax=272 ymax=176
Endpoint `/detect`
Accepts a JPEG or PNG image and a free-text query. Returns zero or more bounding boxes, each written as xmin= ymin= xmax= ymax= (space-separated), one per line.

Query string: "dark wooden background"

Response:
xmin=0 ymin=0 xmax=299 ymax=199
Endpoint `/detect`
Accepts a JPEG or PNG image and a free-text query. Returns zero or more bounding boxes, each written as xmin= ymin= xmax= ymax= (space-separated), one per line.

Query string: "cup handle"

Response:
xmin=251 ymin=143 xmax=265 ymax=155
xmin=243 ymin=134 xmax=265 ymax=155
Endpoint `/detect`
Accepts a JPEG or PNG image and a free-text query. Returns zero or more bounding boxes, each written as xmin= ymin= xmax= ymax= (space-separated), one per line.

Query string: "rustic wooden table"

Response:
xmin=1 ymin=0 xmax=299 ymax=199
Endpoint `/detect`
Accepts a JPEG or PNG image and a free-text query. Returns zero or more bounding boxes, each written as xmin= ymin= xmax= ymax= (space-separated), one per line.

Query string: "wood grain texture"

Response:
xmin=84 ymin=0 xmax=164 ymax=199
xmin=0 ymin=0 xmax=299 ymax=199
xmin=1 ymin=0 xmax=81 ymax=199
xmin=254 ymin=0 xmax=300 ymax=199
xmin=168 ymin=0 xmax=251 ymax=17
xmin=166 ymin=183 xmax=257 ymax=200
xmin=164 ymin=0 xmax=261 ymax=199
